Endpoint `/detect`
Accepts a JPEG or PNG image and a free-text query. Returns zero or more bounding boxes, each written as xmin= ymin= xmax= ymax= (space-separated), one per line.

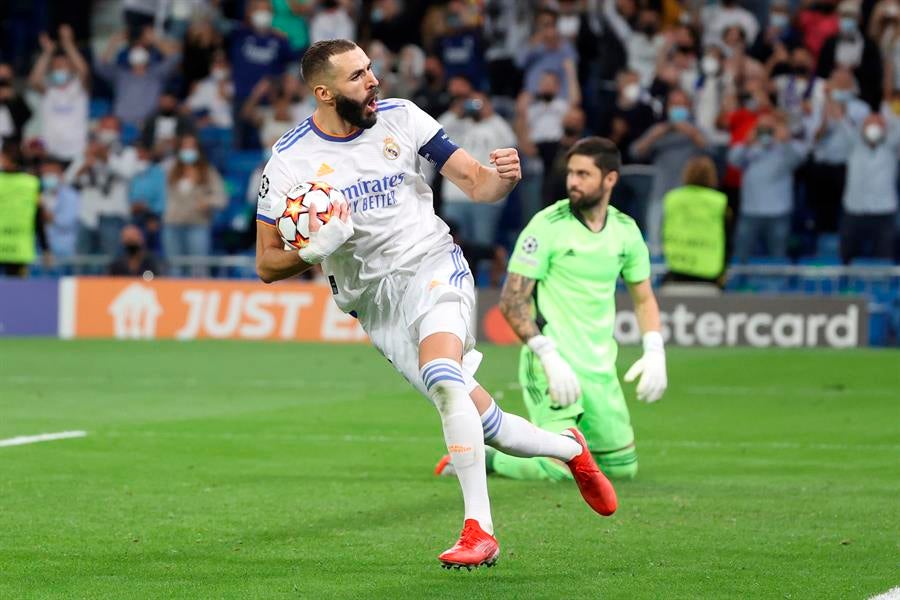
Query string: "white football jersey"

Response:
xmin=256 ymin=98 xmax=461 ymax=314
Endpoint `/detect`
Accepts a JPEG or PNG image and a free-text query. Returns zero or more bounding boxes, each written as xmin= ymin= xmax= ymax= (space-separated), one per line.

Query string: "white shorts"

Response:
xmin=356 ymin=244 xmax=483 ymax=397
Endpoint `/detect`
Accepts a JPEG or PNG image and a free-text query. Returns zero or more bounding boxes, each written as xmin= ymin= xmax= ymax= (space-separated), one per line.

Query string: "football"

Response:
xmin=276 ymin=180 xmax=343 ymax=249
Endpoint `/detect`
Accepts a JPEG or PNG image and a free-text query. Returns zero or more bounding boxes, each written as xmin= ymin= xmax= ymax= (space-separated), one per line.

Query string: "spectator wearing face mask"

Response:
xmin=702 ymin=0 xmax=760 ymax=47
xmin=0 ymin=63 xmax=33 ymax=147
xmin=749 ymin=0 xmax=804 ymax=64
xmin=411 ymin=57 xmax=452 ymax=118
xmin=141 ymin=89 xmax=196 ymax=159
xmin=517 ymin=8 xmax=580 ymax=103
xmin=816 ymin=0 xmax=883 ymax=110
xmin=65 ymin=116 xmax=143 ymax=256
xmin=604 ymin=1 xmax=666 ymax=87
xmin=108 ymin=224 xmax=162 ymax=277
xmin=438 ymin=92 xmax=517 ymax=247
xmin=432 ymin=0 xmax=486 ymax=89
xmin=227 ymin=0 xmax=293 ymax=149
xmin=728 ymin=111 xmax=807 ymax=262
xmin=515 ymin=70 xmax=579 ymax=205
xmin=631 ymin=88 xmax=708 ymax=253
xmin=95 ymin=28 xmax=182 ymax=127
xmin=772 ymin=46 xmax=827 ymax=137
xmin=27 ymin=26 xmax=90 ymax=163
xmin=39 ymin=157 xmax=80 ymax=261
xmin=162 ymin=134 xmax=226 ymax=274
xmin=689 ymin=45 xmax=736 ymax=147
xmin=186 ymin=50 xmax=235 ymax=129
xmin=807 ymin=68 xmax=870 ymax=234
xmin=610 ymin=70 xmax=657 ymax=162
xmin=830 ymin=112 xmax=900 ymax=263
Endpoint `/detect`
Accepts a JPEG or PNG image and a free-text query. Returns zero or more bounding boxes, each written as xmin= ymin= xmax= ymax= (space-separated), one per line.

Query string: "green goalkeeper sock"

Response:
xmin=490 ymin=452 xmax=572 ymax=482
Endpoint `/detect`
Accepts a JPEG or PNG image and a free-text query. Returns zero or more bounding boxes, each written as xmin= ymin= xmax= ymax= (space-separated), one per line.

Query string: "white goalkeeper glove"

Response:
xmin=528 ymin=335 xmax=581 ymax=407
xmin=624 ymin=331 xmax=667 ymax=403
xmin=298 ymin=212 xmax=354 ymax=265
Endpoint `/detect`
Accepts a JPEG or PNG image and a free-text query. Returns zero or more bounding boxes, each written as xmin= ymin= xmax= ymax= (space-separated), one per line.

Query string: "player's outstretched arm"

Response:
xmin=441 ymin=147 xmax=522 ymax=203
xmin=500 ymin=273 xmax=581 ymax=406
xmin=623 ymin=279 xmax=667 ymax=403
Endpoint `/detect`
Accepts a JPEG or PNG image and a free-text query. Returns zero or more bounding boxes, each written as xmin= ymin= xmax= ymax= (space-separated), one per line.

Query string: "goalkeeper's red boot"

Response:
xmin=433 ymin=454 xmax=454 ymax=476
xmin=438 ymin=519 xmax=499 ymax=570
xmin=565 ymin=427 xmax=617 ymax=516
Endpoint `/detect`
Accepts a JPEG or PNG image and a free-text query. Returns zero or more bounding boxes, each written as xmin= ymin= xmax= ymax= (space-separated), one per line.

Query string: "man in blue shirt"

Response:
xmin=228 ymin=0 xmax=294 ymax=148
xmin=728 ymin=111 xmax=808 ymax=261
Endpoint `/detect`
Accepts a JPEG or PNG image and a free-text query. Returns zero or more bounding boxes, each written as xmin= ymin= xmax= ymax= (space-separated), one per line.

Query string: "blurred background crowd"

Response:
xmin=1 ymin=0 xmax=899 ymax=282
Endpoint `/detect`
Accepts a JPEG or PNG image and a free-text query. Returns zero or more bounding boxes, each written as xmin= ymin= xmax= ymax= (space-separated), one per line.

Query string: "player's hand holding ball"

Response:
xmin=489 ymin=148 xmax=522 ymax=184
xmin=624 ymin=331 xmax=667 ymax=403
xmin=299 ymin=198 xmax=353 ymax=265
xmin=527 ymin=335 xmax=581 ymax=407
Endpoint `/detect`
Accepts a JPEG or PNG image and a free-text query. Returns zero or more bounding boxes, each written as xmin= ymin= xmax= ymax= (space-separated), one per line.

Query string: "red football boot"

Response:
xmin=565 ymin=427 xmax=617 ymax=516
xmin=438 ymin=519 xmax=500 ymax=570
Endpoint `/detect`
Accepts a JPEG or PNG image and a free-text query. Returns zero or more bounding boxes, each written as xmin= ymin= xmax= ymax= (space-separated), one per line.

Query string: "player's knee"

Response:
xmin=420 ymin=358 xmax=467 ymax=414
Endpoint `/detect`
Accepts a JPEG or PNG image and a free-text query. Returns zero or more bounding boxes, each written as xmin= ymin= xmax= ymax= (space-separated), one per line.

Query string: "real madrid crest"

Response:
xmin=383 ymin=137 xmax=400 ymax=160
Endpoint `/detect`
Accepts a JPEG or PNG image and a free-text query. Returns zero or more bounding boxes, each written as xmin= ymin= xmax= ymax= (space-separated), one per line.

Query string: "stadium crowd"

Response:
xmin=1 ymin=0 xmax=899 ymax=279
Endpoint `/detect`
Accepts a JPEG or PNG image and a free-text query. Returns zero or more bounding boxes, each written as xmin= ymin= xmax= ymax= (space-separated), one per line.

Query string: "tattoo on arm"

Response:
xmin=498 ymin=273 xmax=541 ymax=342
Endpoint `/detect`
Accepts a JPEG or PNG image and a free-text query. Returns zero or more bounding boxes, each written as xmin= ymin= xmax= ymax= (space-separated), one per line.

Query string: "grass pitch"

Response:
xmin=1 ymin=339 xmax=897 ymax=599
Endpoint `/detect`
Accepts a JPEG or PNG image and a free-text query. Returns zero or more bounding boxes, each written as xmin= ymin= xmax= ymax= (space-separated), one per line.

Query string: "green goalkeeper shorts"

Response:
xmin=518 ymin=347 xmax=638 ymax=478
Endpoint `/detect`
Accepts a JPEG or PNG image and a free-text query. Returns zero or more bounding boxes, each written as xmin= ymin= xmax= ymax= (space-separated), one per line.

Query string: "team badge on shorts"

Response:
xmin=522 ymin=235 xmax=539 ymax=254
xmin=383 ymin=137 xmax=400 ymax=160
xmin=258 ymin=174 xmax=269 ymax=199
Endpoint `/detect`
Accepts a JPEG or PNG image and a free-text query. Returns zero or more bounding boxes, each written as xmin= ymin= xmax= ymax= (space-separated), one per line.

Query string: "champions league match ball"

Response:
xmin=276 ymin=180 xmax=343 ymax=249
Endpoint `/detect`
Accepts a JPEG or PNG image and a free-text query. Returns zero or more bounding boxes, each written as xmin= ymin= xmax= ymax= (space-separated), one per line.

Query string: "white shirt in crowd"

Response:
xmin=187 ymin=76 xmax=234 ymax=128
xmin=438 ymin=111 xmax=516 ymax=203
xmin=526 ymin=97 xmax=569 ymax=144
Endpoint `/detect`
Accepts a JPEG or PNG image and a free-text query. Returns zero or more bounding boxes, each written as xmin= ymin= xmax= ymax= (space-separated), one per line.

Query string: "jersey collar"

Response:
xmin=309 ymin=115 xmax=365 ymax=143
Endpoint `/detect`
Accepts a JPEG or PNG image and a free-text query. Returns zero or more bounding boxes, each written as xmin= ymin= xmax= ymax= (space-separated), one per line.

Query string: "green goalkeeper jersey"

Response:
xmin=508 ymin=200 xmax=651 ymax=375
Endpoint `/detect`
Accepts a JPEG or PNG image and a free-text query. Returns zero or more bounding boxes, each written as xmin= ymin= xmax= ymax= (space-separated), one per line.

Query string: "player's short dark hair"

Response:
xmin=300 ymin=39 xmax=358 ymax=84
xmin=565 ymin=137 xmax=621 ymax=175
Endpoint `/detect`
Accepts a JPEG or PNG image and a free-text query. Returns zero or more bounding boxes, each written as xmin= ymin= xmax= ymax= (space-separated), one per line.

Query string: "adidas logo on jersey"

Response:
xmin=317 ymin=163 xmax=335 ymax=177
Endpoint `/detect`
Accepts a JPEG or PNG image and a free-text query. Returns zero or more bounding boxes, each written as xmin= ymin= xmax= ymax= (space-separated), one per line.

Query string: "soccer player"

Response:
xmin=436 ymin=137 xmax=667 ymax=483
xmin=254 ymin=40 xmax=616 ymax=570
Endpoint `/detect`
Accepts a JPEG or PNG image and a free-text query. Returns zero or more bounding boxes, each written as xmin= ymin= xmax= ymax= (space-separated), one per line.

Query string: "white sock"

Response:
xmin=421 ymin=358 xmax=493 ymax=534
xmin=481 ymin=399 xmax=581 ymax=461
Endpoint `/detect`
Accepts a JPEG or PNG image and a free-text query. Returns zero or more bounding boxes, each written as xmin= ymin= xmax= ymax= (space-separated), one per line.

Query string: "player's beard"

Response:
xmin=335 ymin=87 xmax=380 ymax=130
xmin=568 ymin=182 xmax=607 ymax=210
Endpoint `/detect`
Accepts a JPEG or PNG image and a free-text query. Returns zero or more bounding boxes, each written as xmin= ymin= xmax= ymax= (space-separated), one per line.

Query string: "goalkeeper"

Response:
xmin=437 ymin=137 xmax=667 ymax=481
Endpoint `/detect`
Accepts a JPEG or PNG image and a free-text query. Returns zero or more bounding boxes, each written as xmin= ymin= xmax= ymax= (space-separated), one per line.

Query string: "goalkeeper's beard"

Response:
xmin=568 ymin=182 xmax=608 ymax=211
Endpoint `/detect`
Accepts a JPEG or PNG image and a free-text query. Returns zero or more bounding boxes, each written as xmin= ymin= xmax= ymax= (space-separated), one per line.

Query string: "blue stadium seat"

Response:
xmin=120 ymin=123 xmax=140 ymax=145
xmin=816 ymin=233 xmax=840 ymax=261
xmin=89 ymin=98 xmax=111 ymax=119
xmin=743 ymin=257 xmax=793 ymax=292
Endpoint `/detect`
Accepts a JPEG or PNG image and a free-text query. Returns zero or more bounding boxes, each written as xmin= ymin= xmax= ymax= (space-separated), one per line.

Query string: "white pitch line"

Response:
xmin=0 ymin=431 xmax=87 ymax=448
xmin=869 ymin=587 xmax=900 ymax=600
